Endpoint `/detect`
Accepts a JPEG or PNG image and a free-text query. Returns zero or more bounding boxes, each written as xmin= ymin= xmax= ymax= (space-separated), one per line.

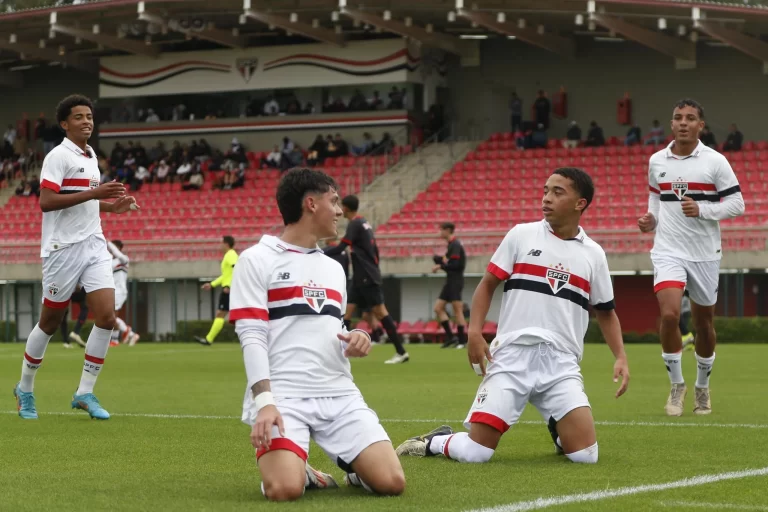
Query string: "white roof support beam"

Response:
xmin=137 ymin=2 xmax=247 ymax=49
xmin=0 ymin=37 xmax=95 ymax=72
xmin=588 ymin=4 xmax=696 ymax=69
xmin=244 ymin=2 xmax=343 ymax=46
xmin=50 ymin=12 xmax=159 ymax=58
xmin=457 ymin=9 xmax=574 ymax=58
xmin=693 ymin=9 xmax=768 ymax=74
xmin=339 ymin=5 xmax=474 ymax=59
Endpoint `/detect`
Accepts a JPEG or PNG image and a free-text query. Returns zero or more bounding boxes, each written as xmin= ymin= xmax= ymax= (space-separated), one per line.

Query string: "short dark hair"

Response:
xmin=341 ymin=195 xmax=359 ymax=212
xmin=222 ymin=235 xmax=235 ymax=248
xmin=553 ymin=167 xmax=595 ymax=212
xmin=112 ymin=240 xmax=123 ymax=250
xmin=276 ymin=168 xmax=338 ymax=225
xmin=440 ymin=222 xmax=455 ymax=233
xmin=673 ymin=98 xmax=704 ymax=119
xmin=56 ymin=94 xmax=94 ymax=125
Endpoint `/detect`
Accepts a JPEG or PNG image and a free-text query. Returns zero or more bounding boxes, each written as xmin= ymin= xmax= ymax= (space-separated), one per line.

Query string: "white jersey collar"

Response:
xmin=664 ymin=139 xmax=704 ymax=160
xmin=260 ymin=234 xmax=321 ymax=254
xmin=542 ymin=219 xmax=586 ymax=243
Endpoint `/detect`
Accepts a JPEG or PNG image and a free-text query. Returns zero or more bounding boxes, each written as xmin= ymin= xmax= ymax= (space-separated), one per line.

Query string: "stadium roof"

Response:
xmin=0 ymin=0 xmax=767 ymax=75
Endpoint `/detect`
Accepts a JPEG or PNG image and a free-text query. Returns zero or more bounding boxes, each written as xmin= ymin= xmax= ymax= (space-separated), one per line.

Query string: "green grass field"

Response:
xmin=2 ymin=342 xmax=768 ymax=512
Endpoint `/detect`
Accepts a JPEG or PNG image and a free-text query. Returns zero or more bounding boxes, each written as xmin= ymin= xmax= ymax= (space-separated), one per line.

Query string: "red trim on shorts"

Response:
xmin=256 ymin=438 xmax=308 ymax=462
xmin=487 ymin=262 xmax=511 ymax=280
xmin=40 ymin=179 xmax=61 ymax=192
xmin=469 ymin=412 xmax=510 ymax=433
xmin=654 ymin=281 xmax=686 ymax=293
xmin=443 ymin=434 xmax=455 ymax=458
xmin=43 ymin=297 xmax=71 ymax=309
xmin=85 ymin=354 xmax=105 ymax=364
xmin=24 ymin=352 xmax=43 ymax=365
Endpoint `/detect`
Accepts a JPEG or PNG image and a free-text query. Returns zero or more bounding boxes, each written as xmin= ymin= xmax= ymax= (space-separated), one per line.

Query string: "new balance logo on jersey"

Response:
xmin=277 ymin=272 xmax=291 ymax=280
xmin=78 ymin=167 xmax=85 ymax=173
xmin=659 ymin=172 xmax=666 ymax=178
xmin=303 ymin=286 xmax=327 ymax=313
xmin=546 ymin=266 xmax=570 ymax=294
xmin=671 ymin=181 xmax=688 ymax=200
xmin=527 ymin=249 xmax=542 ymax=257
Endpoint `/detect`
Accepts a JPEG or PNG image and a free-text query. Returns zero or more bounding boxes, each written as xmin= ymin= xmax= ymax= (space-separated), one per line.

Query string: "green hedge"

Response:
xmin=0 ymin=322 xmax=16 ymax=342
xmin=585 ymin=316 xmax=768 ymax=344
xmin=174 ymin=320 xmax=238 ymax=342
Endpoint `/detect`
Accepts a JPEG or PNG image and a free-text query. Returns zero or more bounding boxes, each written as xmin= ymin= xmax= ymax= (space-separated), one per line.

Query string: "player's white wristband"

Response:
xmin=472 ymin=363 xmax=483 ymax=376
xmin=254 ymin=391 xmax=276 ymax=411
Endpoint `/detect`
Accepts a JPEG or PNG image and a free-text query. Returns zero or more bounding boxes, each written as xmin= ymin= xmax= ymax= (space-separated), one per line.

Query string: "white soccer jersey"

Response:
xmin=108 ymin=241 xmax=129 ymax=293
xmin=230 ymin=235 xmax=360 ymax=403
xmin=648 ymin=140 xmax=745 ymax=262
xmin=39 ymin=137 xmax=103 ymax=257
xmin=486 ymin=220 xmax=615 ymax=361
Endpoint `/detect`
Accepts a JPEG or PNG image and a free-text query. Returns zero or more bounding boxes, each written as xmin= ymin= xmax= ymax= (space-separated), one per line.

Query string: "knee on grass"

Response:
xmin=565 ymin=443 xmax=598 ymax=464
xmin=366 ymin=470 xmax=406 ymax=496
xmin=261 ymin=480 xmax=305 ymax=502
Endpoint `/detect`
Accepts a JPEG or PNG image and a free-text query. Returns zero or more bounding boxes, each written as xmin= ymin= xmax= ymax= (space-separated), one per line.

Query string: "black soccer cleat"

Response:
xmin=194 ymin=336 xmax=211 ymax=346
xmin=548 ymin=416 xmax=564 ymax=455
xmin=441 ymin=337 xmax=459 ymax=349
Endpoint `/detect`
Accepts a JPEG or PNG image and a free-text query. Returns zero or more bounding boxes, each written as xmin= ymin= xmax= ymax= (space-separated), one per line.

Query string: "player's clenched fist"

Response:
xmin=338 ymin=331 xmax=371 ymax=358
xmin=637 ymin=212 xmax=657 ymax=233
xmin=681 ymin=196 xmax=700 ymax=217
xmin=93 ymin=180 xmax=126 ymax=199
xmin=251 ymin=404 xmax=285 ymax=451
xmin=467 ymin=331 xmax=493 ymax=376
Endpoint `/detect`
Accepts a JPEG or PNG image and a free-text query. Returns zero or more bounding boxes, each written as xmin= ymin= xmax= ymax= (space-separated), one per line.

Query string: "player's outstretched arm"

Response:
xmin=39 ymin=181 xmax=126 ymax=212
xmin=467 ymin=272 xmax=502 ymax=376
xmin=594 ymin=309 xmax=629 ymax=398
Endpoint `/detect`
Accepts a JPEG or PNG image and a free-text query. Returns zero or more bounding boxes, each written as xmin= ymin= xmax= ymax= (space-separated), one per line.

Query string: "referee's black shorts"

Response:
xmin=439 ymin=279 xmax=464 ymax=302
xmin=217 ymin=289 xmax=230 ymax=312
xmin=349 ymin=284 xmax=384 ymax=311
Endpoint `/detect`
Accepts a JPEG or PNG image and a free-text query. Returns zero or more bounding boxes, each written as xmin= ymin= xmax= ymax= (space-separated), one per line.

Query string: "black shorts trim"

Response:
xmin=217 ymin=291 xmax=230 ymax=312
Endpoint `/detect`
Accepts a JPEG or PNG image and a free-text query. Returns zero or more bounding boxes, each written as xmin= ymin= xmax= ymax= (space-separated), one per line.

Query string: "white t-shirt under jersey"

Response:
xmin=39 ymin=137 xmax=103 ymax=257
xmin=648 ymin=141 xmax=744 ymax=262
xmin=486 ymin=220 xmax=615 ymax=361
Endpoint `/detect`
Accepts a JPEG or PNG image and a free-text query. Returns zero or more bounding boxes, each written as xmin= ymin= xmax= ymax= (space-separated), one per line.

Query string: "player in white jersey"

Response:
xmin=396 ymin=168 xmax=629 ymax=465
xmin=107 ymin=240 xmax=139 ymax=346
xmin=13 ymin=94 xmax=139 ymax=421
xmin=638 ymin=99 xmax=744 ymax=416
xmin=230 ymin=168 xmax=405 ymax=501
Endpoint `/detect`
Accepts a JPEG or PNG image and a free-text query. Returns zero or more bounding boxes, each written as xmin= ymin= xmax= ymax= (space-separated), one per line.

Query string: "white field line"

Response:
xmin=659 ymin=501 xmax=768 ymax=511
xmin=465 ymin=467 xmax=768 ymax=512
xmin=0 ymin=411 xmax=767 ymax=431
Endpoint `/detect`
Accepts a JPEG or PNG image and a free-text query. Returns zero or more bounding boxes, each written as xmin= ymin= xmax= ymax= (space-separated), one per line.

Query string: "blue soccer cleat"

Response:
xmin=71 ymin=392 xmax=110 ymax=420
xmin=14 ymin=383 xmax=38 ymax=420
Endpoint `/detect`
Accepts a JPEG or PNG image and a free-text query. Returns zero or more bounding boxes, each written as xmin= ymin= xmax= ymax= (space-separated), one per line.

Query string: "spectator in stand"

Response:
xmin=307 ymin=134 xmax=327 ymax=165
xmin=645 ymin=119 xmax=664 ymax=146
xmin=509 ymin=92 xmax=523 ymax=133
xmin=171 ymin=103 xmax=187 ymax=121
xmin=324 ymin=134 xmax=338 ymax=157
xmin=4 ymin=124 xmax=16 ymax=147
xmin=529 ymin=123 xmax=548 ymax=149
xmin=280 ymin=136 xmax=295 ymax=163
xmin=135 ymin=164 xmax=150 ymax=184
xmin=148 ymin=141 xmax=165 ymax=166
xmin=34 ymin=114 xmax=46 ymax=156
xmin=260 ymin=145 xmax=282 ymax=169
xmin=182 ymin=168 xmax=204 ymax=191
xmin=263 ymin=95 xmax=280 ymax=116
xmin=368 ymin=91 xmax=383 ymax=110
xmin=349 ymin=89 xmax=367 ymax=111
xmin=388 ymin=87 xmax=404 ymax=109
xmin=352 ymin=133 xmax=375 ymax=156
xmin=563 ymin=121 xmax=581 ymax=149
xmin=625 ymin=123 xmax=642 ymax=146
xmin=223 ymin=138 xmax=247 ymax=170
xmin=585 ymin=121 xmax=605 ymax=147
xmin=176 ymin=155 xmax=194 ymax=178
xmin=700 ymin=124 xmax=717 ymax=148
xmin=155 ymin=160 xmax=171 ymax=183
xmin=145 ymin=108 xmax=160 ymax=122
xmin=42 ymin=122 xmax=60 ymax=155
xmin=15 ymin=174 xmax=39 ymax=197
xmin=333 ymin=133 xmax=349 ymax=157
xmin=282 ymin=143 xmax=304 ymax=172
xmin=723 ymin=123 xmax=743 ymax=152
xmin=119 ymin=152 xmax=137 ymax=184
xmin=303 ymin=101 xmax=316 ymax=114
xmin=170 ymin=140 xmax=183 ymax=165
xmin=373 ymin=132 xmax=395 ymax=155
xmin=198 ymin=139 xmax=212 ymax=160
xmin=533 ymin=90 xmax=551 ymax=130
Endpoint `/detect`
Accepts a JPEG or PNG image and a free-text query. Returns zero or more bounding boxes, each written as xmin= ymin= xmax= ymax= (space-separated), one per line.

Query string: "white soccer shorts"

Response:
xmin=651 ymin=253 xmax=720 ymax=307
xmin=464 ymin=342 xmax=591 ymax=433
xmin=115 ymin=289 xmax=128 ymax=311
xmin=41 ymin=234 xmax=115 ymax=309
xmin=255 ymin=394 xmax=391 ymax=471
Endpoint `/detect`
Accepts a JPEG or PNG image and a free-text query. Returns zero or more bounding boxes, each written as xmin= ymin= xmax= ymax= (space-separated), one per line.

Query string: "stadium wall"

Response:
xmin=448 ymin=38 xmax=768 ymax=142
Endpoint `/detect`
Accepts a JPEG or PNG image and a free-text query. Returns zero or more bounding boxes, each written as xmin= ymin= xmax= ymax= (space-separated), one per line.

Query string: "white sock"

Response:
xmin=19 ymin=324 xmax=52 ymax=393
xmin=662 ymin=351 xmax=684 ymax=385
xmin=346 ymin=473 xmax=373 ymax=493
xmin=566 ymin=443 xmax=598 ymax=464
xmin=430 ymin=432 xmax=494 ymax=463
xmin=76 ymin=326 xmax=112 ymax=395
xmin=695 ymin=352 xmax=716 ymax=389
xmin=115 ymin=317 xmax=127 ymax=334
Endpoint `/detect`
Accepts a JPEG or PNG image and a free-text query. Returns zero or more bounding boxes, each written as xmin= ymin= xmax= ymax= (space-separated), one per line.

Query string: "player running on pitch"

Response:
xmin=638 ymin=99 xmax=744 ymax=416
xmin=397 ymin=168 xmax=629 ymax=465
xmin=14 ymin=94 xmax=139 ymax=420
xmin=107 ymin=240 xmax=139 ymax=346
xmin=230 ymin=168 xmax=405 ymax=501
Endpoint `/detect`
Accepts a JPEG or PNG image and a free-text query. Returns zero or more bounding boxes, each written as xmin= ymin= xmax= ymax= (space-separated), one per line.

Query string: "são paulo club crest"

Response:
xmin=476 ymin=387 xmax=488 ymax=407
xmin=546 ymin=264 xmax=570 ymax=294
xmin=303 ymin=281 xmax=327 ymax=313
xmin=671 ymin=179 xmax=688 ymax=200
xmin=236 ymin=57 xmax=259 ymax=83
xmin=48 ymin=283 xmax=60 ymax=297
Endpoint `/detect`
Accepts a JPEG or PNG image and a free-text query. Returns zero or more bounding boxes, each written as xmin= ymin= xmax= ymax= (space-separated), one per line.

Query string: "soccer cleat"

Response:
xmin=441 ymin=337 xmax=458 ymax=349
xmin=62 ymin=343 xmax=73 ymax=349
xmin=194 ymin=336 xmax=211 ymax=346
xmin=395 ymin=425 xmax=453 ymax=457
xmin=14 ymin=383 xmax=38 ymax=420
xmin=384 ymin=353 xmax=409 ymax=364
xmin=693 ymin=387 xmax=712 ymax=415
xmin=109 ymin=341 xmax=120 ymax=347
xmin=305 ymin=464 xmax=338 ymax=490
xmin=71 ymin=392 xmax=110 ymax=420
xmin=682 ymin=333 xmax=695 ymax=351
xmin=664 ymin=383 xmax=687 ymax=417
xmin=69 ymin=332 xmax=86 ymax=348
xmin=455 ymin=343 xmax=466 ymax=349
xmin=128 ymin=333 xmax=140 ymax=346
xmin=547 ymin=417 xmax=564 ymax=455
